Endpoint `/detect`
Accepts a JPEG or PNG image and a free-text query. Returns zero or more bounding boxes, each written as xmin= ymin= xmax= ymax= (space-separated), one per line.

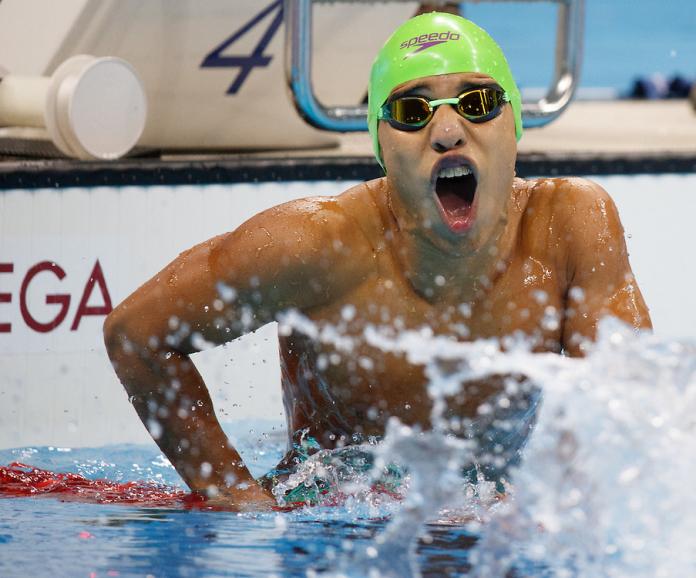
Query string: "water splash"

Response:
xmin=469 ymin=320 xmax=696 ymax=578
xmin=278 ymin=311 xmax=696 ymax=577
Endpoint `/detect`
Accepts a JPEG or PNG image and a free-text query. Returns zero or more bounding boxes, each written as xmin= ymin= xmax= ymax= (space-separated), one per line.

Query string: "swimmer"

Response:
xmin=103 ymin=12 xmax=651 ymax=509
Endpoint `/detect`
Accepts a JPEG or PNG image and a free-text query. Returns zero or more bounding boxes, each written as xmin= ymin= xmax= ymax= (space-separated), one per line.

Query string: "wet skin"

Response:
xmin=103 ymin=72 xmax=651 ymax=509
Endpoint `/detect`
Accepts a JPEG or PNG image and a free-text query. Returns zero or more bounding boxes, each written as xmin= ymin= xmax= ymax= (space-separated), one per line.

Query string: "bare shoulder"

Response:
xmin=556 ymin=176 xmax=615 ymax=212
xmin=519 ymin=176 xmax=629 ymax=284
xmin=527 ymin=176 xmax=630 ymax=282
xmin=525 ymin=176 xmax=613 ymax=213
xmin=524 ymin=176 xmax=622 ymax=238
xmin=218 ymin=182 xmax=381 ymax=257
xmin=230 ymin=177 xmax=386 ymax=252
xmin=206 ymin=182 xmax=383 ymax=308
xmin=554 ymin=177 xmax=623 ymax=242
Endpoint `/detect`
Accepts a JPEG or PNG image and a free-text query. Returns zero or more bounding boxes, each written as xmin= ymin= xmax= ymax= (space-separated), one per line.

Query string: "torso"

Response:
xmin=276 ymin=177 xmax=570 ymax=451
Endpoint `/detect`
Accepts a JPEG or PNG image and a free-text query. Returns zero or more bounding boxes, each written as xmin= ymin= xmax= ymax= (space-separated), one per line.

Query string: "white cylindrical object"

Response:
xmin=0 ymin=55 xmax=147 ymax=159
xmin=45 ymin=55 xmax=148 ymax=160
xmin=0 ymin=76 xmax=51 ymax=127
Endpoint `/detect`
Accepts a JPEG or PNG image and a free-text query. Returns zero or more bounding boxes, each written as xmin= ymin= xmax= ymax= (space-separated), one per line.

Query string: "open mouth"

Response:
xmin=434 ymin=163 xmax=477 ymax=233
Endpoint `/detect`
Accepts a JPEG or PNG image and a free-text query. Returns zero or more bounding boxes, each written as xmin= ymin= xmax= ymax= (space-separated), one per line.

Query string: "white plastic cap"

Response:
xmin=45 ymin=55 xmax=147 ymax=160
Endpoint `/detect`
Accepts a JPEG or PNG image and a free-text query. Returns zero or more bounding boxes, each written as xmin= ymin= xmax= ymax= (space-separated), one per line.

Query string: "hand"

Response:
xmin=198 ymin=481 xmax=277 ymax=512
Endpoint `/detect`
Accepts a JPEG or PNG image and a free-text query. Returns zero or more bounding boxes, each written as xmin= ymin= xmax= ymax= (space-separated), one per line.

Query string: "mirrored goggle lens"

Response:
xmin=457 ymin=88 xmax=505 ymax=122
xmin=389 ymin=98 xmax=432 ymax=127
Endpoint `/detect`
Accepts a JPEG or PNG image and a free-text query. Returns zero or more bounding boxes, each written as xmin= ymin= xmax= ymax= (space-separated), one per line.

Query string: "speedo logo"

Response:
xmin=399 ymin=31 xmax=460 ymax=57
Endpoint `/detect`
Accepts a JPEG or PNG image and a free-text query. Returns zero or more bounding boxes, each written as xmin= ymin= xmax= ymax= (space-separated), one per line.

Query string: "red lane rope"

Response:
xmin=0 ymin=462 xmax=205 ymax=508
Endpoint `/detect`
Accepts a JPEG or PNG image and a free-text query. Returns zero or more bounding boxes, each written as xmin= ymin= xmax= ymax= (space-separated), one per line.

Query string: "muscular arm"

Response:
xmin=559 ymin=179 xmax=651 ymax=356
xmin=103 ymin=195 xmax=372 ymax=506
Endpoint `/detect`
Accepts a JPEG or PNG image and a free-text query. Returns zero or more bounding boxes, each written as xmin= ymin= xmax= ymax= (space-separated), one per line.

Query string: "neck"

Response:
xmin=382 ymin=179 xmax=528 ymax=303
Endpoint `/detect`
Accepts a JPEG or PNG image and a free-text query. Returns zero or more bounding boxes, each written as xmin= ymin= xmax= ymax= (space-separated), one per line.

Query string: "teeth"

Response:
xmin=438 ymin=165 xmax=472 ymax=179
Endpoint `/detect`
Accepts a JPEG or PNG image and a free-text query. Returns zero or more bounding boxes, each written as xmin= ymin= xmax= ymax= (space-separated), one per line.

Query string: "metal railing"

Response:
xmin=284 ymin=0 xmax=584 ymax=131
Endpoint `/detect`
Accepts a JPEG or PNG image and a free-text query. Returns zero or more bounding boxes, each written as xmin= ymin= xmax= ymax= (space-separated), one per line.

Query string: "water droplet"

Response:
xmin=147 ymin=419 xmax=163 ymax=439
xmin=200 ymin=462 xmax=212 ymax=478
xmin=341 ymin=304 xmax=356 ymax=322
xmin=618 ymin=466 xmax=640 ymax=485
xmin=216 ymin=282 xmax=237 ymax=303
xmin=542 ymin=305 xmax=560 ymax=331
xmin=358 ymin=356 xmax=374 ymax=371
xmin=568 ymin=286 xmax=585 ymax=302
xmin=532 ymin=290 xmax=548 ymax=305
xmin=458 ymin=303 xmax=472 ymax=318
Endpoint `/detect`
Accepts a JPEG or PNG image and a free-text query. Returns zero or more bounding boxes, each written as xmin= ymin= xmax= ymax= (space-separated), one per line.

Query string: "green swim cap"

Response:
xmin=368 ymin=12 xmax=523 ymax=169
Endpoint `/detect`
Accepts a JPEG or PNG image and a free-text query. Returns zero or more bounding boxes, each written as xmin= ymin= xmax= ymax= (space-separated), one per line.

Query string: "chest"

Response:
xmin=310 ymin=251 xmax=565 ymax=346
xmin=281 ymin=252 xmax=564 ymax=423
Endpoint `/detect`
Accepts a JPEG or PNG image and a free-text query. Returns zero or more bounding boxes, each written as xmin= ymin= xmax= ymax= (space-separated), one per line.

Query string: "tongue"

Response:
xmin=439 ymin=189 xmax=472 ymax=217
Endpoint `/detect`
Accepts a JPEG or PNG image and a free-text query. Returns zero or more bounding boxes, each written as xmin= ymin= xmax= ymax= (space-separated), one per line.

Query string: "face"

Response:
xmin=378 ymin=72 xmax=518 ymax=254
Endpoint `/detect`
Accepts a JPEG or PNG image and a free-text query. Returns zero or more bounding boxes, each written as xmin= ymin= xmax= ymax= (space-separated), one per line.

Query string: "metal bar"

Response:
xmin=284 ymin=0 xmax=584 ymax=132
xmin=285 ymin=0 xmax=367 ymax=131
xmin=522 ymin=0 xmax=584 ymax=127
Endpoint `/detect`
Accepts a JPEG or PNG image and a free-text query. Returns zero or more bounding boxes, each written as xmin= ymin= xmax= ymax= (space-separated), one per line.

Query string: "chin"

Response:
xmin=421 ymin=220 xmax=484 ymax=255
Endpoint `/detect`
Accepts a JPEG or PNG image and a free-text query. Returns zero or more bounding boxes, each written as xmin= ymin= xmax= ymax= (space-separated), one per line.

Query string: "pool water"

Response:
xmin=0 ymin=441 xmax=484 ymax=578
xmin=0 ymin=496 xmax=482 ymax=578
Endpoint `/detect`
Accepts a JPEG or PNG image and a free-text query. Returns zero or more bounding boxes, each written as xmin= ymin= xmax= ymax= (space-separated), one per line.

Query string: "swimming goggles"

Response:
xmin=378 ymin=87 xmax=509 ymax=131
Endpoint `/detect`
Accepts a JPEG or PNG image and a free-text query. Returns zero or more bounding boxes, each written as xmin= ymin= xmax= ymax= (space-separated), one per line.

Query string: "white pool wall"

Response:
xmin=595 ymin=175 xmax=696 ymax=341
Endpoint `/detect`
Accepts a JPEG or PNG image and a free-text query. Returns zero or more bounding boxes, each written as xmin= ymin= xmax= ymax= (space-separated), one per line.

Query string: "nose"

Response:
xmin=429 ymin=105 xmax=467 ymax=153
